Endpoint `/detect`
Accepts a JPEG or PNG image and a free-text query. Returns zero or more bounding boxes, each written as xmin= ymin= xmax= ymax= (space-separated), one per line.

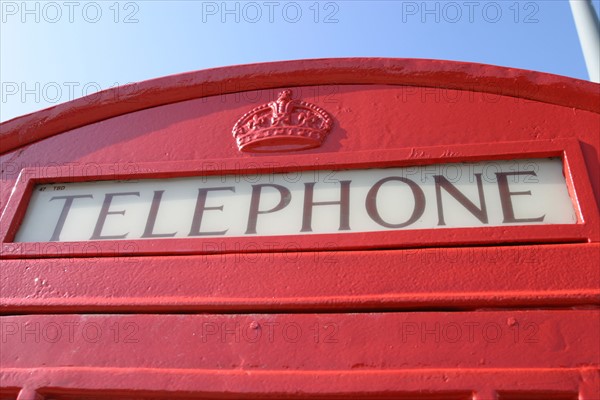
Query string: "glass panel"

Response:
xmin=15 ymin=158 xmax=576 ymax=243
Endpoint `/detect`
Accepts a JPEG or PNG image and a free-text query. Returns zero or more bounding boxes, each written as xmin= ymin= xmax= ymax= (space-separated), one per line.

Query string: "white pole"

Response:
xmin=569 ymin=0 xmax=600 ymax=83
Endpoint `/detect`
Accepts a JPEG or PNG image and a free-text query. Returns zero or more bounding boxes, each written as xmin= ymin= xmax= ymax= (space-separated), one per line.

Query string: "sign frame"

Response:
xmin=1 ymin=138 xmax=597 ymax=259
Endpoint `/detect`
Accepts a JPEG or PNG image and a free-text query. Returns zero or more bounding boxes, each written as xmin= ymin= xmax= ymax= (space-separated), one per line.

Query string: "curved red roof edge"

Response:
xmin=1 ymin=57 xmax=599 ymax=154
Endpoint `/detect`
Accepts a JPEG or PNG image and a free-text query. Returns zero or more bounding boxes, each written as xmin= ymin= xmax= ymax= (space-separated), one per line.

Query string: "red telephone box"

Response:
xmin=1 ymin=58 xmax=599 ymax=399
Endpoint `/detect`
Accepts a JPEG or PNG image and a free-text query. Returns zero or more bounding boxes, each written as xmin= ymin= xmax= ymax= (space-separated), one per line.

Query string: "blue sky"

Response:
xmin=1 ymin=0 xmax=599 ymax=122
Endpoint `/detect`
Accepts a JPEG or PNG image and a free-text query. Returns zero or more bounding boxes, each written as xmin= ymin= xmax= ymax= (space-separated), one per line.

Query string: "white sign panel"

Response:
xmin=15 ymin=158 xmax=577 ymax=242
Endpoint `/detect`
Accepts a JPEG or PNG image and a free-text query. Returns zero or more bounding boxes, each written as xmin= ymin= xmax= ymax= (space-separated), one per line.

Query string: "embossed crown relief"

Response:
xmin=232 ymin=89 xmax=333 ymax=152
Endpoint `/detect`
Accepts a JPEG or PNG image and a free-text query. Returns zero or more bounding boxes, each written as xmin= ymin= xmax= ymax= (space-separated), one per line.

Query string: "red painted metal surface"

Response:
xmin=0 ymin=244 xmax=598 ymax=313
xmin=1 ymin=311 xmax=598 ymax=398
xmin=1 ymin=59 xmax=599 ymax=399
xmin=1 ymin=58 xmax=599 ymax=154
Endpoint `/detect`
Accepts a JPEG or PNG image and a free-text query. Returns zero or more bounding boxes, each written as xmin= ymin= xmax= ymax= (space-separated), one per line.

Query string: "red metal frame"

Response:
xmin=1 ymin=58 xmax=599 ymax=399
xmin=2 ymin=369 xmax=596 ymax=399
xmin=1 ymin=139 xmax=597 ymax=259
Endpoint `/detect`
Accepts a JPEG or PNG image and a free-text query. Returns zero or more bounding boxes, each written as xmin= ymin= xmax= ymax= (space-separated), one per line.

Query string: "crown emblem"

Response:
xmin=232 ymin=89 xmax=333 ymax=152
